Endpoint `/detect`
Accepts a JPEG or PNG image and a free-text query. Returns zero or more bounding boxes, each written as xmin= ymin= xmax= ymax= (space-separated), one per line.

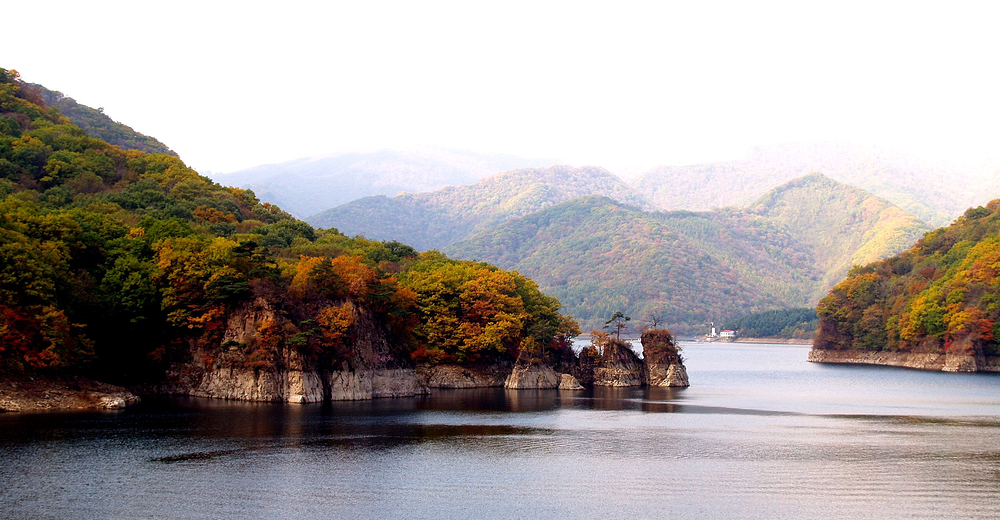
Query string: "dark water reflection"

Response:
xmin=4 ymin=343 xmax=1000 ymax=519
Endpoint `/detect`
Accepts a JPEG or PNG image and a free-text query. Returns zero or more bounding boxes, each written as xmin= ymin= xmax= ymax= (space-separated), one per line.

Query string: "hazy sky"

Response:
xmin=7 ymin=1 xmax=1000 ymax=174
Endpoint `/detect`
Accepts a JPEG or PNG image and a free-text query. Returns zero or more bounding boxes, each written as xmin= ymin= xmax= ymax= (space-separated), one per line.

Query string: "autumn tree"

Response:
xmin=604 ymin=311 xmax=631 ymax=340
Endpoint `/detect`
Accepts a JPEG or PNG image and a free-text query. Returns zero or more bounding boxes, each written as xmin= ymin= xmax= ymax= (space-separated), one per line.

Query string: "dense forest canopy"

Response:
xmin=722 ymin=308 xmax=818 ymax=339
xmin=0 ymin=68 xmax=577 ymax=380
xmin=29 ymin=82 xmax=176 ymax=156
xmin=815 ymin=200 xmax=1000 ymax=356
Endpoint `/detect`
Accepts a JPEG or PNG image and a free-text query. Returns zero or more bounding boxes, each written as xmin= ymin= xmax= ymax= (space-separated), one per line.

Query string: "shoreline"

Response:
xmin=807 ymin=349 xmax=1000 ymax=373
xmin=733 ymin=337 xmax=813 ymax=345
xmin=682 ymin=337 xmax=813 ymax=345
xmin=0 ymin=376 xmax=140 ymax=413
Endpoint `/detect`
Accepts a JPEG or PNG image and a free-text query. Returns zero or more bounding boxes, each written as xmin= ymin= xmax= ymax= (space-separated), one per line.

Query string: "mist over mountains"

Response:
xmin=209 ymin=149 xmax=551 ymax=218
xmin=633 ymin=143 xmax=999 ymax=228
xmin=309 ymin=165 xmax=649 ymax=251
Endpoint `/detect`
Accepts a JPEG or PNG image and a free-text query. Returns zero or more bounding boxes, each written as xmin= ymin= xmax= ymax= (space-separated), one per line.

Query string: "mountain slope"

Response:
xmin=211 ymin=149 xmax=550 ymax=218
xmin=632 ymin=143 xmax=995 ymax=227
xmin=310 ymin=165 xmax=652 ymax=250
xmin=0 ymin=67 xmax=577 ymax=383
xmin=741 ymin=173 xmax=931 ymax=300
xmin=29 ymin=82 xmax=176 ymax=156
xmin=814 ymin=199 xmax=1000 ymax=359
xmin=446 ymin=175 xmax=930 ymax=332
xmin=447 ymin=196 xmax=783 ymax=331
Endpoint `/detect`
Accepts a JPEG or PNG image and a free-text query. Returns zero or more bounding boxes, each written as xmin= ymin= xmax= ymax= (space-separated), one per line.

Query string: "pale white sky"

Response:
xmin=6 ymin=1 xmax=1000 ymax=174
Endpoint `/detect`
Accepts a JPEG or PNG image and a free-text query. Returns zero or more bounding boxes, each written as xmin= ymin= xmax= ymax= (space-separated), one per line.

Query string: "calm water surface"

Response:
xmin=3 ymin=343 xmax=1000 ymax=519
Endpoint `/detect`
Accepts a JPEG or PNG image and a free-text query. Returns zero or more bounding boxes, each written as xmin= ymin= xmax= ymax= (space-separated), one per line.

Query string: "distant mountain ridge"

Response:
xmin=211 ymin=149 xmax=551 ymax=218
xmin=309 ymin=165 xmax=651 ymax=250
xmin=445 ymin=174 xmax=930 ymax=332
xmin=631 ymin=143 xmax=1000 ymax=227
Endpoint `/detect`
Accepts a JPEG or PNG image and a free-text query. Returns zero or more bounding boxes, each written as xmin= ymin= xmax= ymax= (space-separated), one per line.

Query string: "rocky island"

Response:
xmin=505 ymin=330 xmax=689 ymax=391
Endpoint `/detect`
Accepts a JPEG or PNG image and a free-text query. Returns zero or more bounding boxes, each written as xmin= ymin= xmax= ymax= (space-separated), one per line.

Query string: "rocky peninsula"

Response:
xmin=1 ymin=299 xmax=689 ymax=412
xmin=157 ymin=317 xmax=689 ymax=403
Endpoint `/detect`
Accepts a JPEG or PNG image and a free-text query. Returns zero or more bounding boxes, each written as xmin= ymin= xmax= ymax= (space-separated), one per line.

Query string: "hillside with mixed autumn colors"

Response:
xmin=0 ymin=68 xmax=577 ymax=381
xmin=445 ymin=175 xmax=929 ymax=332
xmin=815 ymin=199 xmax=1000 ymax=357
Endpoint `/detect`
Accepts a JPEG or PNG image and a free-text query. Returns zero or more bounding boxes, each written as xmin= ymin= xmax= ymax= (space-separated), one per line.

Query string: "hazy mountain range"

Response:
xmin=209 ymin=149 xmax=552 ymax=218
xmin=633 ymin=143 xmax=1000 ymax=228
xmin=210 ymin=142 xmax=999 ymax=231
xmin=309 ymin=165 xmax=650 ymax=251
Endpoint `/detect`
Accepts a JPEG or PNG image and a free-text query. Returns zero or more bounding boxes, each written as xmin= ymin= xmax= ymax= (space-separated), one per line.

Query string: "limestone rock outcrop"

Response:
xmin=578 ymin=337 xmax=645 ymax=387
xmin=504 ymin=352 xmax=560 ymax=389
xmin=417 ymin=363 xmax=509 ymax=388
xmin=158 ymin=298 xmax=695 ymax=403
xmin=558 ymin=373 xmax=584 ymax=390
xmin=162 ymin=298 xmax=424 ymax=402
xmin=642 ymin=329 xmax=690 ymax=387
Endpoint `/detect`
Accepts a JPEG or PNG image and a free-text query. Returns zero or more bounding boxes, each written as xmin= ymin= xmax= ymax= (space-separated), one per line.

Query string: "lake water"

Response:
xmin=3 ymin=343 xmax=1000 ymax=519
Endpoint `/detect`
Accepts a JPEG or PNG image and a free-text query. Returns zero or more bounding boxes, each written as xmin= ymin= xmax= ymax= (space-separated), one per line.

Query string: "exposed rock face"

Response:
xmin=417 ymin=363 xmax=510 ymax=388
xmin=808 ymin=349 xmax=1000 ymax=373
xmin=159 ymin=300 xmax=697 ymax=403
xmin=162 ymin=298 xmax=424 ymax=402
xmin=642 ymin=329 xmax=690 ymax=387
xmin=505 ymin=352 xmax=560 ymax=389
xmin=558 ymin=373 xmax=584 ymax=390
xmin=168 ymin=366 xmax=425 ymax=403
xmin=592 ymin=338 xmax=645 ymax=387
xmin=575 ymin=346 xmax=600 ymax=385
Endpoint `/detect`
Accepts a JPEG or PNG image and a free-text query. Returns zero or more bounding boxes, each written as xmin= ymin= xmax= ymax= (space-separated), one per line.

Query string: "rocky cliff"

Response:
xmin=417 ymin=363 xmax=511 ymax=388
xmin=575 ymin=337 xmax=646 ymax=387
xmin=158 ymin=303 xmax=691 ymax=402
xmin=642 ymin=329 xmax=690 ymax=387
xmin=160 ymin=298 xmax=424 ymax=402
xmin=503 ymin=350 xmax=581 ymax=389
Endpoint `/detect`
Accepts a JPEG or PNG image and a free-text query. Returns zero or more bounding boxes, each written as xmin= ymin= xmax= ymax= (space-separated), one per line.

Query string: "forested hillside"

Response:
xmin=446 ymin=196 xmax=783 ymax=332
xmin=30 ymin=82 xmax=176 ymax=156
xmin=309 ymin=165 xmax=651 ymax=250
xmin=722 ymin=308 xmax=818 ymax=339
xmin=632 ymin=143 xmax=999 ymax=227
xmin=742 ymin=173 xmax=930 ymax=300
xmin=0 ymin=68 xmax=576 ymax=381
xmin=446 ymin=175 xmax=929 ymax=332
xmin=815 ymin=199 xmax=1000 ymax=357
xmin=212 ymin=149 xmax=548 ymax=218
